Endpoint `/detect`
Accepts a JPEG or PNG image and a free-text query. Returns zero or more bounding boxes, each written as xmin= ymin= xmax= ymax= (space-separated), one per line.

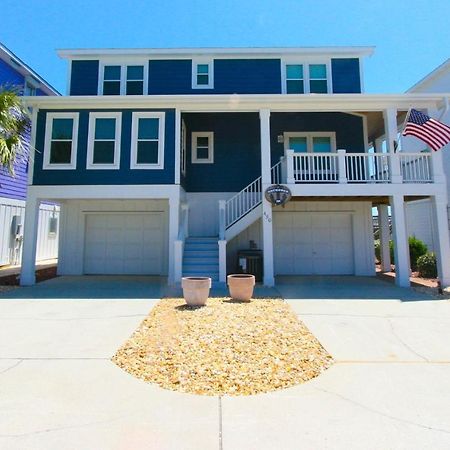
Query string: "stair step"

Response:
xmin=183 ymin=263 xmax=219 ymax=271
xmin=184 ymin=246 xmax=218 ymax=252
xmin=183 ymin=257 xmax=219 ymax=265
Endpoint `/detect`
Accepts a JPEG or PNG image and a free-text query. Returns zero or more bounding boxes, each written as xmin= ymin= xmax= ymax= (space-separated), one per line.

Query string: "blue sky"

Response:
xmin=2 ymin=0 xmax=449 ymax=94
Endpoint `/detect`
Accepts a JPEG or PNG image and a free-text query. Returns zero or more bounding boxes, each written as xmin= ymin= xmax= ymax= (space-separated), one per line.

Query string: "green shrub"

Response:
xmin=374 ymin=236 xmax=427 ymax=271
xmin=408 ymin=236 xmax=428 ymax=270
xmin=417 ymin=252 xmax=437 ymax=278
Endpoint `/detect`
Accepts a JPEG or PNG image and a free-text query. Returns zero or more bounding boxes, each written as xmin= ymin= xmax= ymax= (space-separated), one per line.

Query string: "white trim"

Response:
xmin=43 ymin=112 xmax=79 ymax=170
xmin=23 ymin=93 xmax=450 ymax=112
xmin=28 ymin=107 xmax=38 ymax=185
xmin=57 ymin=46 xmax=375 ymax=59
xmin=192 ymin=58 xmax=214 ymax=89
xmin=281 ymin=58 xmax=332 ymax=94
xmin=130 ymin=111 xmax=165 ymax=169
xmin=174 ymin=109 xmax=181 ymax=184
xmin=191 ymin=131 xmax=214 ymax=163
xmin=67 ymin=59 xmax=72 ymax=95
xmin=283 ymin=131 xmax=337 ymax=153
xmin=181 ymin=118 xmax=187 ymax=175
xmin=98 ymin=60 xmax=148 ymax=95
xmin=86 ymin=112 xmax=122 ymax=170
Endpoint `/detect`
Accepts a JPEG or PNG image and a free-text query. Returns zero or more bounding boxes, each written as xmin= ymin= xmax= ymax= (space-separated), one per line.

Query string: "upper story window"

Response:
xmin=43 ymin=113 xmax=79 ymax=170
xmin=284 ymin=132 xmax=336 ymax=153
xmin=100 ymin=63 xmax=147 ymax=95
xmin=24 ymin=78 xmax=38 ymax=96
xmin=87 ymin=112 xmax=122 ymax=169
xmin=283 ymin=61 xmax=330 ymax=94
xmin=192 ymin=132 xmax=214 ymax=163
xmin=130 ymin=112 xmax=165 ymax=169
xmin=192 ymin=59 xmax=214 ymax=89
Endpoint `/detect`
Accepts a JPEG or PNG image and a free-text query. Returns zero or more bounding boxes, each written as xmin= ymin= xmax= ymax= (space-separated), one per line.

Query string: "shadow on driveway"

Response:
xmin=275 ymin=275 xmax=440 ymax=302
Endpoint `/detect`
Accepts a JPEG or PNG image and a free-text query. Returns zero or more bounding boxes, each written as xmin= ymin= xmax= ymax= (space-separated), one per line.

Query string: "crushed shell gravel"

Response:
xmin=112 ymin=297 xmax=333 ymax=396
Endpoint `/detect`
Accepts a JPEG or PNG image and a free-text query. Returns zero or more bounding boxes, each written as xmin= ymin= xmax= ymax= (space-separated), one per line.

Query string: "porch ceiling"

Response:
xmin=357 ymin=111 xmax=408 ymax=142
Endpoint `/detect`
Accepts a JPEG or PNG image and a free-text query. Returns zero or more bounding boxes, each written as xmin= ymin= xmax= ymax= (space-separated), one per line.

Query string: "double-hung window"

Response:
xmin=130 ymin=112 xmax=165 ymax=169
xmin=87 ymin=112 xmax=122 ymax=169
xmin=192 ymin=59 xmax=213 ymax=89
xmin=191 ymin=132 xmax=214 ymax=163
xmin=101 ymin=64 xmax=146 ymax=95
xmin=43 ymin=113 xmax=78 ymax=169
xmin=284 ymin=61 xmax=330 ymax=94
xmin=102 ymin=65 xmax=121 ymax=95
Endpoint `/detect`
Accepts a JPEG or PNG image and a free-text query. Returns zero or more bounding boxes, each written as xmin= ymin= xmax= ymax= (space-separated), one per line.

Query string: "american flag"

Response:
xmin=402 ymin=109 xmax=450 ymax=151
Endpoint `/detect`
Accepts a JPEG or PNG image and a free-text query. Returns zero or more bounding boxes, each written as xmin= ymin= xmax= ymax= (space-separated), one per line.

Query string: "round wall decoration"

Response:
xmin=264 ymin=184 xmax=292 ymax=206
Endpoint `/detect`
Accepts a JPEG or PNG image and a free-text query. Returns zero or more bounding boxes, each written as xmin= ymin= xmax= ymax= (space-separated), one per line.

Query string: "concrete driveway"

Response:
xmin=1 ymin=276 xmax=450 ymax=449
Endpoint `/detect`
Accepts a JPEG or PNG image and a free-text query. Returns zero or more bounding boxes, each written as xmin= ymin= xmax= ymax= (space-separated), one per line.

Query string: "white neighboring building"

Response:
xmin=403 ymin=59 xmax=450 ymax=252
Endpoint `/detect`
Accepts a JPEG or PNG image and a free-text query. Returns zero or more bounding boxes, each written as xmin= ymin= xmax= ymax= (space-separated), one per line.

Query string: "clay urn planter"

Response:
xmin=181 ymin=277 xmax=211 ymax=306
xmin=227 ymin=274 xmax=255 ymax=301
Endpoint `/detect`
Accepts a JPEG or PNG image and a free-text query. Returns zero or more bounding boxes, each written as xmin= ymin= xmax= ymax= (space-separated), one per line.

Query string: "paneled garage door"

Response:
xmin=274 ymin=212 xmax=354 ymax=275
xmin=84 ymin=213 xmax=164 ymax=275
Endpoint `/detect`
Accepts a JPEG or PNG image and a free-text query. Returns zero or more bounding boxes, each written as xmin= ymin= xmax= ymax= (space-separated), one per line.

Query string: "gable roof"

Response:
xmin=407 ymin=59 xmax=450 ymax=93
xmin=0 ymin=42 xmax=60 ymax=96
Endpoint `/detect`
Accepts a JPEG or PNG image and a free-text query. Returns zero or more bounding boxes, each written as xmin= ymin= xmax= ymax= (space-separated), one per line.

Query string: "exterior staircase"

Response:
xmin=182 ymin=237 xmax=220 ymax=281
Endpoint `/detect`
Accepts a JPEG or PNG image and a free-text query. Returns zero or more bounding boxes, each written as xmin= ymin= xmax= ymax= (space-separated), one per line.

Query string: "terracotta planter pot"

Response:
xmin=227 ymin=274 xmax=255 ymax=301
xmin=181 ymin=277 xmax=211 ymax=306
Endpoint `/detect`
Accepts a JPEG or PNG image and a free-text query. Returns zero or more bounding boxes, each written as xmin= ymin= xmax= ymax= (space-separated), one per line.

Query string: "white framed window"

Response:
xmin=282 ymin=59 xmax=331 ymax=94
xmin=130 ymin=112 xmax=165 ymax=169
xmin=24 ymin=77 xmax=38 ymax=96
xmin=192 ymin=132 xmax=214 ymax=163
xmin=87 ymin=112 xmax=122 ymax=169
xmin=99 ymin=62 xmax=147 ymax=95
xmin=284 ymin=132 xmax=336 ymax=153
xmin=192 ymin=58 xmax=214 ymax=89
xmin=43 ymin=112 xmax=79 ymax=170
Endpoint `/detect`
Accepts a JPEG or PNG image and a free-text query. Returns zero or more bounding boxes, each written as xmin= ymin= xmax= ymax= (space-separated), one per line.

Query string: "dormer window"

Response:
xmin=192 ymin=59 xmax=213 ymax=89
xmin=100 ymin=63 xmax=147 ymax=95
xmin=283 ymin=60 xmax=330 ymax=94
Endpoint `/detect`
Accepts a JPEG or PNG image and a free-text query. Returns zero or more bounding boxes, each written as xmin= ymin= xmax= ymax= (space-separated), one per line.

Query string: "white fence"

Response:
xmin=0 ymin=200 xmax=59 ymax=266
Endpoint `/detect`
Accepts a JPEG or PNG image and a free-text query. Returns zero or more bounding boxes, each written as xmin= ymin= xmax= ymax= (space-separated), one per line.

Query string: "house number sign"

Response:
xmin=264 ymin=184 xmax=292 ymax=206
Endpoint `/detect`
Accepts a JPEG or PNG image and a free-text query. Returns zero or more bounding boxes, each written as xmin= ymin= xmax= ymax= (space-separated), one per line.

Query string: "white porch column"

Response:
xmin=168 ymin=191 xmax=180 ymax=285
xmin=20 ymin=195 xmax=40 ymax=286
xmin=174 ymin=108 xmax=181 ymax=185
xmin=374 ymin=137 xmax=384 ymax=153
xmin=390 ymin=194 xmax=410 ymax=287
xmin=260 ymin=108 xmax=274 ymax=286
xmin=384 ymin=108 xmax=402 ymax=183
xmin=377 ymin=204 xmax=391 ymax=272
xmin=431 ymin=194 xmax=450 ymax=287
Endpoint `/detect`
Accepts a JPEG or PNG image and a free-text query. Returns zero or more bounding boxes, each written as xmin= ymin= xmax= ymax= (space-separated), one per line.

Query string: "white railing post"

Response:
xmin=218 ymin=200 xmax=226 ymax=240
xmin=218 ymin=240 xmax=227 ymax=283
xmin=285 ymin=149 xmax=295 ymax=184
xmin=181 ymin=203 xmax=189 ymax=238
xmin=390 ymin=152 xmax=403 ymax=184
xmin=431 ymin=150 xmax=446 ymax=184
xmin=174 ymin=240 xmax=183 ymax=283
xmin=280 ymin=156 xmax=287 ymax=184
xmin=337 ymin=149 xmax=347 ymax=184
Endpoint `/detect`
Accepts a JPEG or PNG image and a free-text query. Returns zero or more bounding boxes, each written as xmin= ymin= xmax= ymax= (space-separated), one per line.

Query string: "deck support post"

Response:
xmin=390 ymin=194 xmax=410 ymax=287
xmin=168 ymin=190 xmax=180 ymax=285
xmin=431 ymin=194 xmax=450 ymax=288
xmin=377 ymin=204 xmax=391 ymax=272
xmin=260 ymin=109 xmax=275 ymax=286
xmin=20 ymin=194 xmax=40 ymax=286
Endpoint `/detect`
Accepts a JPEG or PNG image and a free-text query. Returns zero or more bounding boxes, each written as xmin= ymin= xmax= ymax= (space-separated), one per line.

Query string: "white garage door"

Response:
xmin=274 ymin=212 xmax=354 ymax=275
xmin=84 ymin=213 xmax=164 ymax=275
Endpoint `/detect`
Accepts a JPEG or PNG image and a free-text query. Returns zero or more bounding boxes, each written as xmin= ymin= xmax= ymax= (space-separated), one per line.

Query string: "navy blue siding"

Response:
xmin=33 ymin=109 xmax=175 ymax=185
xmin=270 ymin=112 xmax=365 ymax=164
xmin=149 ymin=59 xmax=281 ymax=95
xmin=70 ymin=60 xmax=99 ymax=95
xmin=183 ymin=113 xmax=261 ymax=192
xmin=331 ymin=58 xmax=361 ymax=93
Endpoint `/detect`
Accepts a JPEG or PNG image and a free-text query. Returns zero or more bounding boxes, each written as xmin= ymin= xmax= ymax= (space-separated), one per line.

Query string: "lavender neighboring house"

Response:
xmin=0 ymin=43 xmax=60 ymax=266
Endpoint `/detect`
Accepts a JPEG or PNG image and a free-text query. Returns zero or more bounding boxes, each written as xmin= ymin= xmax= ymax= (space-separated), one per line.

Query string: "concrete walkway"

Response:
xmin=1 ymin=277 xmax=450 ymax=449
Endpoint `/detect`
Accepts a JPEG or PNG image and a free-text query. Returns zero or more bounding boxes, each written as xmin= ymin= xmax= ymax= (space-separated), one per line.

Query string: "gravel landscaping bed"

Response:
xmin=112 ymin=297 xmax=333 ymax=396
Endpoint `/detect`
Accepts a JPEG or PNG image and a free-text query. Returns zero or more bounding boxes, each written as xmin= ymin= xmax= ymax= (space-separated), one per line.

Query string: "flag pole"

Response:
xmin=400 ymin=107 xmax=412 ymax=136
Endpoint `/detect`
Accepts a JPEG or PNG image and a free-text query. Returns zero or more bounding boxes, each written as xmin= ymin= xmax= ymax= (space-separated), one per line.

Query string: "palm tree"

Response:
xmin=0 ymin=86 xmax=31 ymax=175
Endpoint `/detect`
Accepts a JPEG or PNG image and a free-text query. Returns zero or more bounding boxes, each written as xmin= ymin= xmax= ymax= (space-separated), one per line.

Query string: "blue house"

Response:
xmin=0 ymin=43 xmax=60 ymax=267
xmin=20 ymin=47 xmax=450 ymax=288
